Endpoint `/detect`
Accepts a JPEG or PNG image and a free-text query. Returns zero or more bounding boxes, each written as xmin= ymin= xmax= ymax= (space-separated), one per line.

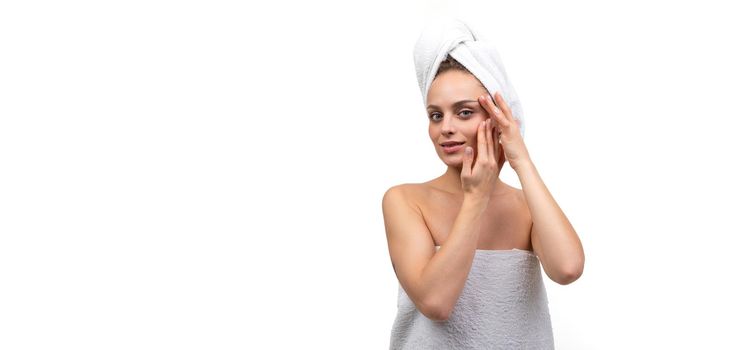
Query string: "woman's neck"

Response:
xmin=427 ymin=166 xmax=506 ymax=196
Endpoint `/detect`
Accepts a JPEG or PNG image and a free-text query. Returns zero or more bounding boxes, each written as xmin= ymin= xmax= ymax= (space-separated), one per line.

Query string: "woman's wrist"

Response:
xmin=462 ymin=193 xmax=490 ymax=209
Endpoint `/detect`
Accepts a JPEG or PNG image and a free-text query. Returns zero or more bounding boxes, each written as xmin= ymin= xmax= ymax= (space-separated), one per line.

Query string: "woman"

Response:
xmin=383 ymin=19 xmax=585 ymax=349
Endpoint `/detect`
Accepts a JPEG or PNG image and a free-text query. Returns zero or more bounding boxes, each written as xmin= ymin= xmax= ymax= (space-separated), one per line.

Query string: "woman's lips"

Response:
xmin=441 ymin=142 xmax=465 ymax=154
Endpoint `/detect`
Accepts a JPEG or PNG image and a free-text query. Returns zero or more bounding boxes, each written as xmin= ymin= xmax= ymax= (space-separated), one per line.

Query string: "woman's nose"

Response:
xmin=440 ymin=115 xmax=456 ymax=135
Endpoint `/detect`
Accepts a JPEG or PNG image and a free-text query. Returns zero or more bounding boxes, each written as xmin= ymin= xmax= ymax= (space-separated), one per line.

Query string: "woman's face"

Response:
xmin=426 ymin=69 xmax=491 ymax=167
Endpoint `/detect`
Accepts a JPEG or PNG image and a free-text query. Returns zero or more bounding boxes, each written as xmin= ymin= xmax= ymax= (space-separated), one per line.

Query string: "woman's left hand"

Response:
xmin=479 ymin=91 xmax=532 ymax=170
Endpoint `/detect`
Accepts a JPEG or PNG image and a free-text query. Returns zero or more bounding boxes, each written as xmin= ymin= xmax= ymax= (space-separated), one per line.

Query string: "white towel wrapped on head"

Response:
xmin=413 ymin=16 xmax=526 ymax=138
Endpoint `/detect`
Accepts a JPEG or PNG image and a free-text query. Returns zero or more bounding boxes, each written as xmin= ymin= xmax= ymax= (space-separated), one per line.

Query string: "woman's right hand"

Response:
xmin=460 ymin=119 xmax=503 ymax=201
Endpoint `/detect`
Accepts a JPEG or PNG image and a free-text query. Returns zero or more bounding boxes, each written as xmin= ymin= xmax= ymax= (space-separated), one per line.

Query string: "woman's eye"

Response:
xmin=459 ymin=110 xmax=473 ymax=118
xmin=429 ymin=111 xmax=471 ymax=121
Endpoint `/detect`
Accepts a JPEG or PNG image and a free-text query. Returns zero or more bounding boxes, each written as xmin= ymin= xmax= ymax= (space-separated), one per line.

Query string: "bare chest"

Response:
xmin=417 ymin=190 xmax=533 ymax=251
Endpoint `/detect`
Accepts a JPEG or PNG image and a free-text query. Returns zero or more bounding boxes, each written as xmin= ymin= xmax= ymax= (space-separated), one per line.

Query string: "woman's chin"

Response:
xmin=439 ymin=154 xmax=464 ymax=167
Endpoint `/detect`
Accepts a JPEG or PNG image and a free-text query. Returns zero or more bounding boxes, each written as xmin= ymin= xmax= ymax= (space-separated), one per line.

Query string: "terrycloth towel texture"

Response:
xmin=413 ymin=16 xmax=526 ymax=138
xmin=389 ymin=246 xmax=554 ymax=349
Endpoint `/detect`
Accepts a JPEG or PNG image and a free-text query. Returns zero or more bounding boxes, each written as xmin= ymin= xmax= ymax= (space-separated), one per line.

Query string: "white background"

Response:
xmin=2 ymin=0 xmax=748 ymax=349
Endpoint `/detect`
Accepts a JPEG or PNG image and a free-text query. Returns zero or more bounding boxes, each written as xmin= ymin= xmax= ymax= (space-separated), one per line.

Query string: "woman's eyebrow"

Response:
xmin=427 ymin=99 xmax=479 ymax=109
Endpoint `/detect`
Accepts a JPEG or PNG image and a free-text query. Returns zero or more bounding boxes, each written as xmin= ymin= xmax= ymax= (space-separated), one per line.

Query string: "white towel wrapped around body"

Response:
xmin=413 ymin=16 xmax=526 ymax=138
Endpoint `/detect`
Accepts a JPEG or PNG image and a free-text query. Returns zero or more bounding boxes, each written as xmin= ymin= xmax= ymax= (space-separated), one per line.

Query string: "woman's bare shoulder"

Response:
xmin=383 ymin=183 xmax=432 ymax=203
xmin=506 ymin=185 xmax=532 ymax=217
xmin=508 ymin=184 xmax=522 ymax=197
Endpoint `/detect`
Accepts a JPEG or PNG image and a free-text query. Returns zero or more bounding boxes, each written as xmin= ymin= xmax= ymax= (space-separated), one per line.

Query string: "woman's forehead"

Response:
xmin=426 ymin=98 xmax=480 ymax=110
xmin=427 ymin=71 xmax=486 ymax=105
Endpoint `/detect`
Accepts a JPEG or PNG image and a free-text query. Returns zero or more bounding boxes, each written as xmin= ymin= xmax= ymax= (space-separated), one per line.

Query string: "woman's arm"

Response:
xmin=478 ymin=91 xmax=584 ymax=285
xmin=383 ymin=185 xmax=488 ymax=321
xmin=516 ymin=160 xmax=585 ymax=285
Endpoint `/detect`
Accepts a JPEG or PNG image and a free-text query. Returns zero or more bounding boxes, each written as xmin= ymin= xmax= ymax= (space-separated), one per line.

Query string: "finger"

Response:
xmin=493 ymin=91 xmax=515 ymax=127
xmin=482 ymin=120 xmax=492 ymax=162
xmin=481 ymin=93 xmax=510 ymax=129
xmin=486 ymin=120 xmax=495 ymax=162
xmin=476 ymin=120 xmax=487 ymax=162
xmin=461 ymin=146 xmax=474 ymax=178
xmin=498 ymin=142 xmax=505 ymax=166
xmin=494 ymin=91 xmax=510 ymax=115
xmin=493 ymin=127 xmax=501 ymax=164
